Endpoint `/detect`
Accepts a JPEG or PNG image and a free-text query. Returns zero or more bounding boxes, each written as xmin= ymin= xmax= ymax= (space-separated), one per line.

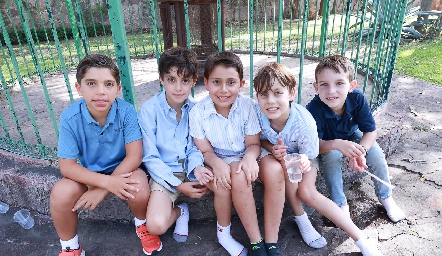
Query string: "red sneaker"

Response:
xmin=136 ymin=223 xmax=162 ymax=255
xmin=58 ymin=244 xmax=85 ymax=256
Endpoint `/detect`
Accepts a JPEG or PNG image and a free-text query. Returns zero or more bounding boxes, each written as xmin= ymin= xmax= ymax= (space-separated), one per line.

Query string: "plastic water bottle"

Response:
xmin=0 ymin=201 xmax=9 ymax=213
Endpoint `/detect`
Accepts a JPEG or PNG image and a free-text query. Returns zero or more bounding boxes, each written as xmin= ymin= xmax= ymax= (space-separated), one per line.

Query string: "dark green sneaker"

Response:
xmin=251 ymin=239 xmax=267 ymax=256
xmin=265 ymin=243 xmax=283 ymax=256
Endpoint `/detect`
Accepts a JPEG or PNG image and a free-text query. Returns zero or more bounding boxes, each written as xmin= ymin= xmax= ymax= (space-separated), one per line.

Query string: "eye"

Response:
xmin=86 ymin=81 xmax=96 ymax=87
xmin=105 ymin=82 xmax=114 ymax=87
xmin=320 ymin=83 xmax=327 ymax=87
xmin=228 ymin=80 xmax=236 ymax=85
xmin=337 ymin=82 xmax=343 ymax=86
xmin=212 ymin=79 xmax=219 ymax=84
xmin=258 ymin=93 xmax=267 ymax=98
xmin=183 ymin=78 xmax=191 ymax=84
xmin=167 ymin=77 xmax=175 ymax=83
xmin=275 ymin=91 xmax=283 ymax=95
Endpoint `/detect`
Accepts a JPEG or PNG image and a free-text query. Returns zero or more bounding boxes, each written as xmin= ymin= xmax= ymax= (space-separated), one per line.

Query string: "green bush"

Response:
xmin=0 ymin=24 xmax=111 ymax=45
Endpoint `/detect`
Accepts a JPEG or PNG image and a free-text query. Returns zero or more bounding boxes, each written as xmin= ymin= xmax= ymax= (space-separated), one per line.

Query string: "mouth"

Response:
xmin=266 ymin=107 xmax=279 ymax=113
xmin=93 ymin=99 xmax=108 ymax=106
xmin=326 ymin=97 xmax=338 ymax=101
xmin=217 ymin=96 xmax=230 ymax=102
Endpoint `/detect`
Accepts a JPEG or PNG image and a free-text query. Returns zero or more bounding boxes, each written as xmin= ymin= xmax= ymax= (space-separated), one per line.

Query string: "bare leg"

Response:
xmin=145 ymin=191 xmax=179 ymax=235
xmin=126 ymin=168 xmax=150 ymax=220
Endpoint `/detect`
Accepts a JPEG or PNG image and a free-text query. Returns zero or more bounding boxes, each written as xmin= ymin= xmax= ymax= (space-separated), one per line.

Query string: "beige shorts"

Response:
xmin=149 ymin=172 xmax=188 ymax=203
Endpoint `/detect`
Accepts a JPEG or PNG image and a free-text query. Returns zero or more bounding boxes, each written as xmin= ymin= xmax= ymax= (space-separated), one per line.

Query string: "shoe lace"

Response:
xmin=137 ymin=226 xmax=157 ymax=244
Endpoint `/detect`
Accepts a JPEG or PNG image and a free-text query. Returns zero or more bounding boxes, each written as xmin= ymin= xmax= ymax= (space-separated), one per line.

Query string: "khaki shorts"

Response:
xmin=149 ymin=172 xmax=188 ymax=203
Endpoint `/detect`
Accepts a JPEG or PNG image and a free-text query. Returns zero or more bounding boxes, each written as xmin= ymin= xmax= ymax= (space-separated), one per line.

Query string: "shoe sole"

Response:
xmin=142 ymin=243 xmax=163 ymax=255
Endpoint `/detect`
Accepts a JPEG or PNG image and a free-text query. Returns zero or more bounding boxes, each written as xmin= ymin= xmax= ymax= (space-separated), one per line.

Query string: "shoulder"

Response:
xmin=305 ymin=95 xmax=325 ymax=116
xmin=140 ymin=92 xmax=162 ymax=113
xmin=115 ymin=98 xmax=137 ymax=116
xmin=348 ymin=89 xmax=367 ymax=103
xmin=60 ymin=99 xmax=84 ymax=121
xmin=191 ymin=96 xmax=210 ymax=112
xmin=291 ymin=103 xmax=316 ymax=123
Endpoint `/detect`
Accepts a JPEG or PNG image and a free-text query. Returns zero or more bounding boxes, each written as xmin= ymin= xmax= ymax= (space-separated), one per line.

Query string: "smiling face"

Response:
xmin=257 ymin=77 xmax=295 ymax=122
xmin=313 ymin=67 xmax=357 ymax=116
xmin=160 ymin=66 xmax=196 ymax=110
xmin=75 ymin=67 xmax=121 ymax=121
xmin=204 ymin=65 xmax=245 ymax=115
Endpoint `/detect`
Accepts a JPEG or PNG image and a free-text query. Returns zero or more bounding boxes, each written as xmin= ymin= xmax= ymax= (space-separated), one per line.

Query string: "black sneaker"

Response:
xmin=266 ymin=243 xmax=283 ymax=256
xmin=251 ymin=239 xmax=267 ymax=256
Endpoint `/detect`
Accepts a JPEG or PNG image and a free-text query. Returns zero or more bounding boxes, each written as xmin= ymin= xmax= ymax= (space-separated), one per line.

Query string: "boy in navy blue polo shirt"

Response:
xmin=306 ymin=55 xmax=405 ymax=223
xmin=50 ymin=54 xmax=150 ymax=256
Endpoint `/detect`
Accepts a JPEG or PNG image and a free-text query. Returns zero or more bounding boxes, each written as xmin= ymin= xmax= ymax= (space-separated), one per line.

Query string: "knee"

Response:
xmin=146 ymin=218 xmax=168 ymax=235
xmin=50 ymin=178 xmax=86 ymax=209
xmin=321 ymin=150 xmax=342 ymax=163
xmin=297 ymin=185 xmax=315 ymax=204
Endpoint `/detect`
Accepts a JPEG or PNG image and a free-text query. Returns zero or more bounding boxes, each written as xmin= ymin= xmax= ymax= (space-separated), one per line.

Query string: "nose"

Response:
xmin=327 ymin=84 xmax=337 ymax=93
xmin=267 ymin=93 xmax=276 ymax=103
xmin=97 ymin=84 xmax=106 ymax=94
xmin=219 ymin=83 xmax=228 ymax=93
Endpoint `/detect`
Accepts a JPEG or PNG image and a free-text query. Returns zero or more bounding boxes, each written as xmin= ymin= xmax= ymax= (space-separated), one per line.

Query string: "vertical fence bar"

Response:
xmin=311 ymin=0 xmax=320 ymax=55
xmin=319 ymin=0 xmax=330 ymax=57
xmin=217 ymin=0 xmax=223 ymax=51
xmin=354 ymin=0 xmax=368 ymax=75
xmin=107 ymin=0 xmax=138 ymax=108
xmin=249 ymin=0 xmax=254 ymax=97
xmin=297 ymin=0 xmax=309 ymax=103
xmin=340 ymin=0 xmax=353 ymax=55
xmin=276 ymin=0 xmax=283 ymax=62
xmin=73 ymin=0 xmax=90 ymax=55
xmin=362 ymin=0 xmax=381 ymax=94
xmin=45 ymin=0 xmax=74 ymax=104
xmin=56 ymin=0 xmax=74 ymax=64
xmin=66 ymin=0 xmax=85 ymax=60
xmin=148 ymin=0 xmax=161 ymax=61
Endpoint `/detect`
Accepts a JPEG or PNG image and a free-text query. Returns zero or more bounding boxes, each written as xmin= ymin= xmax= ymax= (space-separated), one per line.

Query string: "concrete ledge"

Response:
xmin=0 ymin=102 xmax=404 ymax=222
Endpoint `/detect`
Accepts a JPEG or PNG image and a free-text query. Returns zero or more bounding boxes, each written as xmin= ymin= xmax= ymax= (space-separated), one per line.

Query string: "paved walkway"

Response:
xmin=0 ymin=74 xmax=441 ymax=255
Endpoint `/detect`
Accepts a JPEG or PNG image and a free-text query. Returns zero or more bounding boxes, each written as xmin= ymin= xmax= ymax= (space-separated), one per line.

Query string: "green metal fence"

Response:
xmin=0 ymin=0 xmax=408 ymax=160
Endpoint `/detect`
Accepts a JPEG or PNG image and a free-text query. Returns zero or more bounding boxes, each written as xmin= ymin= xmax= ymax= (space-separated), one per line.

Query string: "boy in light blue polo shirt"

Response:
xmin=138 ymin=47 xmax=212 ymax=254
xmin=51 ymin=54 xmax=150 ymax=256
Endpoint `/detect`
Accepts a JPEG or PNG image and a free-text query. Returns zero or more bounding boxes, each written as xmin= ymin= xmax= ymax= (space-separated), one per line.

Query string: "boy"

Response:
xmin=50 ymin=54 xmax=150 ymax=256
xmin=254 ymin=62 xmax=383 ymax=255
xmin=138 ymin=47 xmax=212 ymax=254
xmin=189 ymin=52 xmax=270 ymax=256
xmin=306 ymin=55 xmax=405 ymax=223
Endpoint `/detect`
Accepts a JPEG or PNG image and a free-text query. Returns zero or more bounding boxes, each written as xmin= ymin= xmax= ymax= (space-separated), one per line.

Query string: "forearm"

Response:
xmin=59 ymin=159 xmax=109 ymax=189
xmin=261 ymin=140 xmax=274 ymax=152
xmin=318 ymin=139 xmax=340 ymax=154
xmin=359 ymin=131 xmax=377 ymax=150
xmin=244 ymin=144 xmax=261 ymax=160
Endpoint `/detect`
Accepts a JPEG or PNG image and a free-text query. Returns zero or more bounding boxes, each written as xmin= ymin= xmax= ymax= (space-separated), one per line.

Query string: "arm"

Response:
xmin=193 ymin=137 xmax=231 ymax=190
xmin=236 ymin=133 xmax=261 ymax=186
xmin=319 ymin=139 xmax=366 ymax=157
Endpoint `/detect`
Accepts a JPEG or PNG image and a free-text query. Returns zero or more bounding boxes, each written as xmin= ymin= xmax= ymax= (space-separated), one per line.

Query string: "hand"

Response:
xmin=212 ymin=158 xmax=232 ymax=190
xmin=176 ymin=181 xmax=208 ymax=199
xmin=348 ymin=155 xmax=368 ymax=173
xmin=104 ymin=172 xmax=140 ymax=200
xmin=272 ymin=138 xmax=288 ymax=161
xmin=194 ymin=165 xmax=214 ymax=185
xmin=298 ymin=154 xmax=312 ymax=173
xmin=236 ymin=155 xmax=259 ymax=186
xmin=336 ymin=140 xmax=365 ymax=158
xmin=72 ymin=187 xmax=108 ymax=212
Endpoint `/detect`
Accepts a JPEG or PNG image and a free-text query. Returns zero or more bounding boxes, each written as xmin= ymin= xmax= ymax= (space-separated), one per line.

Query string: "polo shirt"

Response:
xmin=57 ymin=98 xmax=142 ymax=174
xmin=306 ymin=89 xmax=376 ymax=140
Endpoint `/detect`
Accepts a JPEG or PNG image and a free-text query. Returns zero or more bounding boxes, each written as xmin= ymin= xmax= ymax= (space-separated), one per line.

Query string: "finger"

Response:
xmin=236 ymin=164 xmax=242 ymax=174
xmin=119 ymin=172 xmax=133 ymax=178
xmin=213 ymin=178 xmax=218 ymax=190
xmin=126 ymin=178 xmax=140 ymax=184
xmin=120 ymin=189 xmax=135 ymax=199
xmin=125 ymin=184 xmax=140 ymax=192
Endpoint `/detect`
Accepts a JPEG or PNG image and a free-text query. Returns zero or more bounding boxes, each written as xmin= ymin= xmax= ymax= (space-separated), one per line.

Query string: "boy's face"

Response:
xmin=160 ymin=67 xmax=196 ymax=109
xmin=204 ymin=65 xmax=245 ymax=112
xmin=75 ymin=67 xmax=121 ymax=120
xmin=313 ymin=67 xmax=357 ymax=115
xmin=257 ymin=78 xmax=295 ymax=122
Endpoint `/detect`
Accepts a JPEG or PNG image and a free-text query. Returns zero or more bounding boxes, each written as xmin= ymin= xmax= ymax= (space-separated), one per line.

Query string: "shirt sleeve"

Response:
xmin=297 ymin=108 xmax=320 ymax=159
xmin=185 ymin=135 xmax=204 ymax=181
xmin=123 ymin=105 xmax=142 ymax=144
xmin=138 ymin=105 xmax=183 ymax=189
xmin=57 ymin=114 xmax=80 ymax=159
xmin=354 ymin=94 xmax=376 ymax=133
xmin=189 ymin=105 xmax=205 ymax=139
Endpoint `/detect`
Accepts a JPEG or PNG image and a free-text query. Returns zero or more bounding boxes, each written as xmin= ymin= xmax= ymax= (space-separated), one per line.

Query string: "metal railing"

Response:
xmin=0 ymin=0 xmax=407 ymax=160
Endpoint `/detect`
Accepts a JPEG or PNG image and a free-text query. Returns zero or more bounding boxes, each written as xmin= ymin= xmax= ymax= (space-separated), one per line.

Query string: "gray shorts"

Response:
xmin=149 ymin=172 xmax=188 ymax=203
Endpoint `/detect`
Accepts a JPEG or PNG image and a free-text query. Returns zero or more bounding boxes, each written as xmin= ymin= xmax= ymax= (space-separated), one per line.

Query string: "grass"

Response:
xmin=395 ymin=38 xmax=442 ymax=85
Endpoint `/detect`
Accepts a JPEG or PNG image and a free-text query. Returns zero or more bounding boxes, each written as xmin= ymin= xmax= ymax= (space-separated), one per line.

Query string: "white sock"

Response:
xmin=217 ymin=222 xmax=246 ymax=256
xmin=355 ymin=237 xmax=383 ymax=256
xmin=294 ymin=212 xmax=327 ymax=249
xmin=134 ymin=216 xmax=146 ymax=227
xmin=380 ymin=197 xmax=405 ymax=222
xmin=173 ymin=203 xmax=189 ymax=242
xmin=60 ymin=234 xmax=79 ymax=250
xmin=340 ymin=204 xmax=351 ymax=218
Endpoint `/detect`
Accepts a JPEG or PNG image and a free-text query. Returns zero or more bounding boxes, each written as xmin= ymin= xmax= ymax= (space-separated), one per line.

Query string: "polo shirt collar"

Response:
xmin=201 ymin=95 xmax=240 ymax=119
xmin=323 ymin=93 xmax=358 ymax=120
xmin=261 ymin=102 xmax=295 ymax=135
xmin=80 ymin=99 xmax=118 ymax=125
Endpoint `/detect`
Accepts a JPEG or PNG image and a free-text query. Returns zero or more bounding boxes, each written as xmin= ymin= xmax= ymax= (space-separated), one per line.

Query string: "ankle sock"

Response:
xmin=294 ymin=212 xmax=327 ymax=249
xmin=380 ymin=197 xmax=405 ymax=222
xmin=265 ymin=242 xmax=282 ymax=255
xmin=60 ymin=234 xmax=79 ymax=250
xmin=217 ymin=222 xmax=247 ymax=256
xmin=134 ymin=217 xmax=147 ymax=227
xmin=355 ymin=237 xmax=383 ymax=256
xmin=173 ymin=203 xmax=189 ymax=242
xmin=340 ymin=204 xmax=351 ymax=218
xmin=250 ymin=239 xmax=266 ymax=256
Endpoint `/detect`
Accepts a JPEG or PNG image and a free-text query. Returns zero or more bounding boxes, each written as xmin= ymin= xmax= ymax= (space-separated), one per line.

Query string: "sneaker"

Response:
xmin=266 ymin=243 xmax=283 ymax=256
xmin=251 ymin=239 xmax=267 ymax=256
xmin=136 ymin=223 xmax=162 ymax=255
xmin=58 ymin=245 xmax=85 ymax=256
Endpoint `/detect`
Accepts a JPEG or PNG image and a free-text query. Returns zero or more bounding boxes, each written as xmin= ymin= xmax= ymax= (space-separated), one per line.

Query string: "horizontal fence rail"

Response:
xmin=0 ymin=0 xmax=407 ymax=160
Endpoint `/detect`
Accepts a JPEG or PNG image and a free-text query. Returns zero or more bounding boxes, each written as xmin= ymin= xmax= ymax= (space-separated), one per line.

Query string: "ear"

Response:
xmin=204 ymin=77 xmax=209 ymax=91
xmin=313 ymin=82 xmax=319 ymax=93
xmin=75 ymin=82 xmax=82 ymax=96
xmin=289 ymin=87 xmax=296 ymax=101
xmin=191 ymin=78 xmax=197 ymax=88
xmin=349 ymin=80 xmax=357 ymax=92
xmin=239 ymin=79 xmax=245 ymax=89
xmin=117 ymin=84 xmax=122 ymax=94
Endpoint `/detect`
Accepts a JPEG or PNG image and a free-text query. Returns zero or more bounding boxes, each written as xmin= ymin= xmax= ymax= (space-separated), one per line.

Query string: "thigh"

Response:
xmin=130 ymin=168 xmax=150 ymax=191
xmin=258 ymin=155 xmax=284 ymax=185
xmin=146 ymin=190 xmax=174 ymax=221
xmin=51 ymin=177 xmax=88 ymax=205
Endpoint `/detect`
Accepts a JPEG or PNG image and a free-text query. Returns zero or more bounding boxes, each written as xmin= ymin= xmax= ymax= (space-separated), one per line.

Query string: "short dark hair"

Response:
xmin=204 ymin=51 xmax=243 ymax=80
xmin=158 ymin=47 xmax=198 ymax=79
xmin=315 ymin=55 xmax=355 ymax=82
xmin=76 ymin=54 xmax=120 ymax=85
xmin=253 ymin=62 xmax=296 ymax=94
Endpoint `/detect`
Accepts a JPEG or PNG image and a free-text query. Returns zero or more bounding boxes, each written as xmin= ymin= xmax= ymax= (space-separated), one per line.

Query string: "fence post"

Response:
xmin=106 ymin=0 xmax=138 ymax=109
xmin=65 ymin=0 xmax=85 ymax=60
xmin=319 ymin=0 xmax=330 ymax=58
